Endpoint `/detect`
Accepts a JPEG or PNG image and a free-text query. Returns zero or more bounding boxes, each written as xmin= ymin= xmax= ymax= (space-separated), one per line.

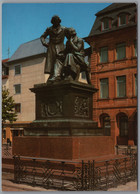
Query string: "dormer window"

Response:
xmin=101 ymin=17 xmax=112 ymax=31
xmin=119 ymin=14 xmax=126 ymax=26
xmin=102 ymin=18 xmax=109 ymax=30
xmin=118 ymin=12 xmax=130 ymax=26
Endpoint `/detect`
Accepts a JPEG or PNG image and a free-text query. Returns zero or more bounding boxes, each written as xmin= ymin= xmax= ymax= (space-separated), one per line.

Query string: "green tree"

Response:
xmin=2 ymin=87 xmax=17 ymax=128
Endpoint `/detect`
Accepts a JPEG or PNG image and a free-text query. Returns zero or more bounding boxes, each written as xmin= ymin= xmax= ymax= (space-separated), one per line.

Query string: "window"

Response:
xmin=117 ymin=113 xmax=128 ymax=137
xmin=100 ymin=78 xmax=109 ymax=99
xmin=15 ymin=103 xmax=21 ymax=113
xmin=102 ymin=18 xmax=110 ymax=30
xmin=103 ymin=116 xmax=110 ymax=128
xmin=116 ymin=43 xmax=126 ymax=60
xmin=2 ymin=66 xmax=9 ymax=76
xmin=100 ymin=47 xmax=108 ymax=63
xmin=100 ymin=114 xmax=111 ymax=129
xmin=15 ymin=65 xmax=21 ymax=75
xmin=117 ymin=76 xmax=126 ymax=97
xmin=100 ymin=114 xmax=111 ymax=136
xmin=134 ymin=40 xmax=137 ymax=57
xmin=119 ymin=115 xmax=128 ymax=137
xmin=120 ymin=117 xmax=128 ymax=136
xmin=13 ymin=130 xmax=18 ymax=137
xmin=14 ymin=84 xmax=21 ymax=94
xmin=20 ymin=130 xmax=23 ymax=136
xmin=119 ymin=14 xmax=126 ymax=26
xmin=135 ymin=74 xmax=137 ymax=96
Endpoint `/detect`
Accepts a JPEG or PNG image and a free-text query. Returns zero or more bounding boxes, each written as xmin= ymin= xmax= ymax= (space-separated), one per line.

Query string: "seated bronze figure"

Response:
xmin=58 ymin=28 xmax=91 ymax=84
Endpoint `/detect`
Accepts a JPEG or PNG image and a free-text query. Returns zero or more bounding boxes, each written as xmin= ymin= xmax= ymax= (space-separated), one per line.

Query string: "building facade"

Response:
xmin=85 ymin=3 xmax=137 ymax=145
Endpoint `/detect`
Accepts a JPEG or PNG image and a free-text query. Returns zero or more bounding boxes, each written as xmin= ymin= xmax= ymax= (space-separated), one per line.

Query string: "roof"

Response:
xmin=2 ymin=58 xmax=9 ymax=68
xmin=88 ymin=3 xmax=137 ymax=37
xmin=2 ymin=58 xmax=9 ymax=63
xmin=96 ymin=3 xmax=136 ymax=16
xmin=8 ymin=38 xmax=48 ymax=63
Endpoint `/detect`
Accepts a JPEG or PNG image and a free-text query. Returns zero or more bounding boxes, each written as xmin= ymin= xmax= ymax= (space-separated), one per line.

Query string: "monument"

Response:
xmin=13 ymin=16 xmax=115 ymax=160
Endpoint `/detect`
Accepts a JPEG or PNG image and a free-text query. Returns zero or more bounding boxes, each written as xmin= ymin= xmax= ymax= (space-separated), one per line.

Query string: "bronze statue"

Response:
xmin=40 ymin=15 xmax=68 ymax=82
xmin=40 ymin=16 xmax=91 ymax=84
xmin=61 ymin=28 xmax=91 ymax=84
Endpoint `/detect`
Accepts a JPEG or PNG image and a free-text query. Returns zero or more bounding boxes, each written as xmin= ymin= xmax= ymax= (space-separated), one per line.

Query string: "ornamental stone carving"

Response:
xmin=41 ymin=99 xmax=63 ymax=118
xmin=74 ymin=96 xmax=89 ymax=117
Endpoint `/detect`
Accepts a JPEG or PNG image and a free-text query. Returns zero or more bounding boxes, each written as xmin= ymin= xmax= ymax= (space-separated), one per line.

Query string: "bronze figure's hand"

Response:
xmin=43 ymin=42 xmax=49 ymax=48
xmin=57 ymin=53 xmax=64 ymax=60
xmin=70 ymin=37 xmax=73 ymax=44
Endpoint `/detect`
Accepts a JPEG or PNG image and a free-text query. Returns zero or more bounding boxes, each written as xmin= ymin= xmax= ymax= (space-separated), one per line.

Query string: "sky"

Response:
xmin=2 ymin=3 xmax=111 ymax=59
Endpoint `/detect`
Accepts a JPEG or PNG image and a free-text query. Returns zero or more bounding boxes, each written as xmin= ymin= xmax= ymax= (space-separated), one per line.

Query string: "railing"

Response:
xmin=13 ymin=154 xmax=137 ymax=191
xmin=13 ymin=156 xmax=83 ymax=190
xmin=116 ymin=145 xmax=137 ymax=156
xmin=93 ymin=155 xmax=137 ymax=190
xmin=2 ymin=144 xmax=12 ymax=158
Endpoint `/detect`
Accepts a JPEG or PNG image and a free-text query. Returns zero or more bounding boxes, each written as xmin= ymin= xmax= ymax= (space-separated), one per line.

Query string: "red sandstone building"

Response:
xmin=85 ymin=3 xmax=137 ymax=146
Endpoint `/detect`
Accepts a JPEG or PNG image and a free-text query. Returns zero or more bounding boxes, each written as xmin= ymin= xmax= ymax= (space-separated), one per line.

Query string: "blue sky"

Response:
xmin=2 ymin=3 xmax=111 ymax=59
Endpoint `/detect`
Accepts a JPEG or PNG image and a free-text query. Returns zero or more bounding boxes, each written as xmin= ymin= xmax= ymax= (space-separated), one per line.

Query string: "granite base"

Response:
xmin=13 ymin=135 xmax=115 ymax=160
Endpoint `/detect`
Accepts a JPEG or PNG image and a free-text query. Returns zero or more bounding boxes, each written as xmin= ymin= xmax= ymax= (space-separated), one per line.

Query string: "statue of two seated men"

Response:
xmin=40 ymin=15 xmax=91 ymax=84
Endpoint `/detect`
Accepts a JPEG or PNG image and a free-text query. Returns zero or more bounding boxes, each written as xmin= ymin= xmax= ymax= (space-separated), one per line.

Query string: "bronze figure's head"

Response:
xmin=51 ymin=15 xmax=61 ymax=26
xmin=66 ymin=28 xmax=77 ymax=39
xmin=70 ymin=28 xmax=76 ymax=36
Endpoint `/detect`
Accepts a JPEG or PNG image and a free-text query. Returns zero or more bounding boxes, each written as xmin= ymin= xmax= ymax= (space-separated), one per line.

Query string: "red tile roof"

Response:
xmin=2 ymin=58 xmax=9 ymax=63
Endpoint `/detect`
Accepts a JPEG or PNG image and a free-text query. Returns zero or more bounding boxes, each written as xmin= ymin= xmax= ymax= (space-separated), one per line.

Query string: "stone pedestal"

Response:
xmin=13 ymin=81 xmax=115 ymax=159
xmin=24 ymin=81 xmax=100 ymax=136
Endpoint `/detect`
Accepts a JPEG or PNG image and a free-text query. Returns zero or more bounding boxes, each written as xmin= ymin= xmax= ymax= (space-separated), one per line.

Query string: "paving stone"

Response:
xmin=2 ymin=172 xmax=56 ymax=191
xmin=107 ymin=181 xmax=137 ymax=191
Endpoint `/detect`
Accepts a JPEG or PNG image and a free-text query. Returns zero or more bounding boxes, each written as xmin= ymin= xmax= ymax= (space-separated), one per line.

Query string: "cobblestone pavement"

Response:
xmin=1 ymin=172 xmax=137 ymax=192
xmin=107 ymin=181 xmax=137 ymax=191
xmin=2 ymin=172 xmax=56 ymax=191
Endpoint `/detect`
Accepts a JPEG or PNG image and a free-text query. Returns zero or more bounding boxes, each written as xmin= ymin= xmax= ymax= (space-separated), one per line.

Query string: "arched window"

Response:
xmin=100 ymin=113 xmax=111 ymax=135
xmin=117 ymin=113 xmax=128 ymax=137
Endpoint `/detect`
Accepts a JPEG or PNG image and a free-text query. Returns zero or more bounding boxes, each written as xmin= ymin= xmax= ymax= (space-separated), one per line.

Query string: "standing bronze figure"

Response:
xmin=40 ymin=15 xmax=68 ymax=82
